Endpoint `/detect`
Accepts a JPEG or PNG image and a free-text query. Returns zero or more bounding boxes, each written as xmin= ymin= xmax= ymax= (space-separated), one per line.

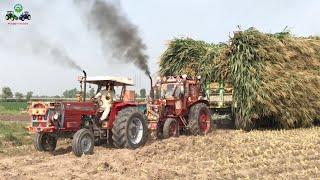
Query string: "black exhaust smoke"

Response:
xmin=76 ymin=0 xmax=150 ymax=76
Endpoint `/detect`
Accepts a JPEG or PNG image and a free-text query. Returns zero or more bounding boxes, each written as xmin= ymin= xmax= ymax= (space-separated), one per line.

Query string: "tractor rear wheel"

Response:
xmin=163 ymin=118 xmax=179 ymax=139
xmin=188 ymin=103 xmax=213 ymax=135
xmin=34 ymin=132 xmax=57 ymax=152
xmin=72 ymin=129 xmax=94 ymax=157
xmin=112 ymin=107 xmax=148 ymax=149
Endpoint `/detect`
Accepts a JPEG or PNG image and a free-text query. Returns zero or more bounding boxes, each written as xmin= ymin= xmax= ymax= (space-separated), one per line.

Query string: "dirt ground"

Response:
xmin=0 ymin=128 xmax=319 ymax=180
xmin=0 ymin=114 xmax=29 ymax=122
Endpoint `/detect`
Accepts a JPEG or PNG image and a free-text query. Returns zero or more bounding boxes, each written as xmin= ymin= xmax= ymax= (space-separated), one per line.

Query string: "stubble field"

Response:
xmin=0 ymin=125 xmax=319 ymax=180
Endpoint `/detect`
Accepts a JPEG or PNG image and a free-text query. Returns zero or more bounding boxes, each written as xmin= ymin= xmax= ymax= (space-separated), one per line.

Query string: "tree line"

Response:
xmin=0 ymin=86 xmax=147 ymax=100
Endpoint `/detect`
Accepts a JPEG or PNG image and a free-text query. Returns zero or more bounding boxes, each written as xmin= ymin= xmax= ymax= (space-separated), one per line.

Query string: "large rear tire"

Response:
xmin=34 ymin=133 xmax=57 ymax=152
xmin=163 ymin=118 xmax=179 ymax=139
xmin=72 ymin=129 xmax=94 ymax=157
xmin=112 ymin=107 xmax=148 ymax=149
xmin=188 ymin=103 xmax=213 ymax=135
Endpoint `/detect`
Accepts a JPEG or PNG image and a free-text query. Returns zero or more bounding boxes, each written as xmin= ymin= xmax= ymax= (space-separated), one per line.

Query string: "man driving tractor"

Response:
xmin=94 ymin=83 xmax=115 ymax=121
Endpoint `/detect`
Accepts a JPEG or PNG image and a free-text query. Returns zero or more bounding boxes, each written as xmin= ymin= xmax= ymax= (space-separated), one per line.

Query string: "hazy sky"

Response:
xmin=0 ymin=0 xmax=319 ymax=96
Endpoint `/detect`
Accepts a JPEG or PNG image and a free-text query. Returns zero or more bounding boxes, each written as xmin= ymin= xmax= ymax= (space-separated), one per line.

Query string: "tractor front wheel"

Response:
xmin=112 ymin=107 xmax=148 ymax=149
xmin=34 ymin=132 xmax=57 ymax=152
xmin=72 ymin=129 xmax=94 ymax=157
xmin=5 ymin=15 xmax=9 ymax=20
xmin=188 ymin=103 xmax=213 ymax=135
xmin=163 ymin=118 xmax=179 ymax=139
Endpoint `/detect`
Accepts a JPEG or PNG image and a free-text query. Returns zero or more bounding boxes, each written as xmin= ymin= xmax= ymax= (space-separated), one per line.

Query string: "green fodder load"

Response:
xmin=159 ymin=38 xmax=226 ymax=81
xmin=219 ymin=28 xmax=320 ymax=130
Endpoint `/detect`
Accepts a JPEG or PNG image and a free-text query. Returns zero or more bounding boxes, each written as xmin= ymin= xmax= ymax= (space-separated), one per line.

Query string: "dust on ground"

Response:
xmin=0 ymin=114 xmax=29 ymax=122
xmin=0 ymin=128 xmax=319 ymax=179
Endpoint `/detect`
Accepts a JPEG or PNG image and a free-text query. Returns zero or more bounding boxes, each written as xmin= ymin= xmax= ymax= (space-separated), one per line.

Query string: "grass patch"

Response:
xmin=0 ymin=121 xmax=32 ymax=150
xmin=0 ymin=101 xmax=28 ymax=115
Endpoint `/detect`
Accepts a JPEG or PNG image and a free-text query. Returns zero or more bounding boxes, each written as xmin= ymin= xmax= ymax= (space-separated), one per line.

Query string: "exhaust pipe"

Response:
xmin=148 ymin=75 xmax=154 ymax=99
xmin=82 ymin=70 xmax=87 ymax=102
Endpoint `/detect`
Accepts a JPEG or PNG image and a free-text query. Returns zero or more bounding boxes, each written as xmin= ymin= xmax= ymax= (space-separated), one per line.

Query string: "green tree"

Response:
xmin=139 ymin=88 xmax=146 ymax=98
xmin=88 ymin=88 xmax=95 ymax=98
xmin=63 ymin=88 xmax=79 ymax=98
xmin=15 ymin=92 xmax=24 ymax=100
xmin=1 ymin=87 xmax=13 ymax=100
xmin=26 ymin=91 xmax=33 ymax=101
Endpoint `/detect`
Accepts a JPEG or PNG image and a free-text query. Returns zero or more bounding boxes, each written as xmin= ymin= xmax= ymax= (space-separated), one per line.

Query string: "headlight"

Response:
xmin=154 ymin=107 xmax=158 ymax=112
xmin=53 ymin=113 xmax=60 ymax=120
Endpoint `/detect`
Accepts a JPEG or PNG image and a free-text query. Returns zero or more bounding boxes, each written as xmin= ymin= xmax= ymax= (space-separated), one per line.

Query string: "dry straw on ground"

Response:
xmin=0 ymin=128 xmax=319 ymax=179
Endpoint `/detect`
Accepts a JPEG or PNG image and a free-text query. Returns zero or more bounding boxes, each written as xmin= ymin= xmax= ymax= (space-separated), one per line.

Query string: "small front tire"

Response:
xmin=72 ymin=129 xmax=94 ymax=157
xmin=163 ymin=118 xmax=179 ymax=139
xmin=34 ymin=133 xmax=57 ymax=152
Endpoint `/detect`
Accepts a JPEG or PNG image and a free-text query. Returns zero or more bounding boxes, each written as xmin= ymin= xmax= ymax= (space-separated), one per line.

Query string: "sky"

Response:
xmin=0 ymin=0 xmax=319 ymax=96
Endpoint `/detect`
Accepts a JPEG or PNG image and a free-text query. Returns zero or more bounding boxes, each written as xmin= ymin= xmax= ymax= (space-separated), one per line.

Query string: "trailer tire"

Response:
xmin=188 ymin=103 xmax=213 ymax=135
xmin=34 ymin=132 xmax=57 ymax=152
xmin=112 ymin=107 xmax=148 ymax=149
xmin=72 ymin=129 xmax=94 ymax=157
xmin=163 ymin=118 xmax=179 ymax=139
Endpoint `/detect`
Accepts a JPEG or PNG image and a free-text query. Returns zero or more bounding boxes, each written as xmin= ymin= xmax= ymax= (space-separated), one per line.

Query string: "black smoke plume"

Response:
xmin=31 ymin=37 xmax=82 ymax=71
xmin=81 ymin=0 xmax=150 ymax=75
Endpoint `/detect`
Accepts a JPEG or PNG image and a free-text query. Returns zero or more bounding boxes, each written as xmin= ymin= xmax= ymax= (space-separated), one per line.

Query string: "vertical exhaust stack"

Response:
xmin=148 ymin=74 xmax=154 ymax=99
xmin=82 ymin=70 xmax=87 ymax=102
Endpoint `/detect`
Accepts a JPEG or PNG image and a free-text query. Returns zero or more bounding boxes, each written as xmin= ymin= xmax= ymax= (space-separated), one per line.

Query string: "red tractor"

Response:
xmin=28 ymin=71 xmax=148 ymax=156
xmin=147 ymin=75 xmax=213 ymax=139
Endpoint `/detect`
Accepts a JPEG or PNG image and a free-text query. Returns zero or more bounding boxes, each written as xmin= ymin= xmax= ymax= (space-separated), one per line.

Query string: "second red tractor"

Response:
xmin=147 ymin=75 xmax=213 ymax=139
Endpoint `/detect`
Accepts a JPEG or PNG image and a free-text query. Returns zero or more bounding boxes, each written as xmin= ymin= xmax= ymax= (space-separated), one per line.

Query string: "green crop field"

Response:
xmin=0 ymin=121 xmax=31 ymax=152
xmin=0 ymin=101 xmax=28 ymax=115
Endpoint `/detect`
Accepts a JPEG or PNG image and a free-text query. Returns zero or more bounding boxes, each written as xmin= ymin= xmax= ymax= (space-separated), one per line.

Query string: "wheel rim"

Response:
xmin=169 ymin=121 xmax=177 ymax=137
xmin=80 ymin=135 xmax=92 ymax=153
xmin=128 ymin=117 xmax=143 ymax=144
xmin=199 ymin=109 xmax=210 ymax=133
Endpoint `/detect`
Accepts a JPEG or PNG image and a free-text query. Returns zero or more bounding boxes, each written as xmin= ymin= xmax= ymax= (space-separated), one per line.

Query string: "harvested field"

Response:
xmin=0 ymin=128 xmax=319 ymax=179
xmin=0 ymin=114 xmax=29 ymax=122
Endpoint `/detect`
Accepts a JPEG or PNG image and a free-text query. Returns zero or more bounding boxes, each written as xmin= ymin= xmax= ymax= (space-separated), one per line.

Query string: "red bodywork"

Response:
xmin=28 ymin=101 xmax=137 ymax=133
xmin=147 ymin=76 xmax=209 ymax=131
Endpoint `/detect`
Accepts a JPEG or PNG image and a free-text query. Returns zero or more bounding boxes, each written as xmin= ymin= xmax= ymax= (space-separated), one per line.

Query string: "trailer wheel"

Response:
xmin=188 ymin=103 xmax=213 ymax=135
xmin=163 ymin=118 xmax=179 ymax=139
xmin=34 ymin=133 xmax=57 ymax=152
xmin=112 ymin=107 xmax=148 ymax=149
xmin=72 ymin=129 xmax=94 ymax=157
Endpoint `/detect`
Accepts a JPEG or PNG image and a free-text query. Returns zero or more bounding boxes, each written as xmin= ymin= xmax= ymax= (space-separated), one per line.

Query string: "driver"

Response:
xmin=95 ymin=84 xmax=114 ymax=121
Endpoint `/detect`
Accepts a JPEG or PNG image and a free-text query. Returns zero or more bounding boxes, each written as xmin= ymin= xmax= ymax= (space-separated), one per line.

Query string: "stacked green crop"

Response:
xmin=159 ymin=38 xmax=226 ymax=81
xmin=223 ymin=28 xmax=320 ymax=129
xmin=159 ymin=28 xmax=320 ymax=130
